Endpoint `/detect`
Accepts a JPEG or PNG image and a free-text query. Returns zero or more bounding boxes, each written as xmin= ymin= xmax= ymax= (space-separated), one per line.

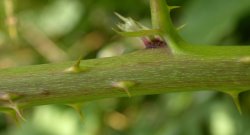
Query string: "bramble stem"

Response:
xmin=0 ymin=0 xmax=249 ymax=112
xmin=0 ymin=48 xmax=249 ymax=110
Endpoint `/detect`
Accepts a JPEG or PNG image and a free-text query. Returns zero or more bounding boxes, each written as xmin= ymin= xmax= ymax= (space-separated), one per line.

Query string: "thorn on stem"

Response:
xmin=114 ymin=12 xmax=149 ymax=33
xmin=64 ymin=56 xmax=88 ymax=73
xmin=0 ymin=92 xmax=26 ymax=122
xmin=168 ymin=6 xmax=181 ymax=11
xmin=112 ymin=81 xmax=136 ymax=97
xmin=66 ymin=104 xmax=84 ymax=121
xmin=228 ymin=92 xmax=242 ymax=115
xmin=8 ymin=103 xmax=26 ymax=122
xmin=177 ymin=24 xmax=186 ymax=31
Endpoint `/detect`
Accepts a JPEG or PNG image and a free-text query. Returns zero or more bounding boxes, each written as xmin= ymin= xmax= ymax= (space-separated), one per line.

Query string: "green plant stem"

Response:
xmin=150 ymin=0 xmax=187 ymax=52
xmin=150 ymin=0 xmax=250 ymax=58
xmin=0 ymin=48 xmax=249 ymax=110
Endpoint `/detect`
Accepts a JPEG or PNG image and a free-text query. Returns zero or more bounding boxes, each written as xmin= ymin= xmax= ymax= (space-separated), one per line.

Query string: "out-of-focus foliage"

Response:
xmin=179 ymin=0 xmax=250 ymax=45
xmin=0 ymin=0 xmax=250 ymax=135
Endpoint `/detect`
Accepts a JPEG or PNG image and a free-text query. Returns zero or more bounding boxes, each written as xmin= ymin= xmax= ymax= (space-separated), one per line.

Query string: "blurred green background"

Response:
xmin=0 ymin=0 xmax=250 ymax=135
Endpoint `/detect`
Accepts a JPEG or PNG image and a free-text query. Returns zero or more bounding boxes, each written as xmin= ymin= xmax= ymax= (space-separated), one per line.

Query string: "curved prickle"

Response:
xmin=64 ymin=56 xmax=89 ymax=73
xmin=0 ymin=93 xmax=26 ymax=121
xmin=112 ymin=81 xmax=136 ymax=97
xmin=227 ymin=92 xmax=242 ymax=114
xmin=67 ymin=104 xmax=84 ymax=121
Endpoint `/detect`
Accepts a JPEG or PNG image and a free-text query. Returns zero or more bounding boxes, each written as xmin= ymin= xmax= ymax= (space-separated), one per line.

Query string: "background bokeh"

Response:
xmin=0 ymin=0 xmax=250 ymax=135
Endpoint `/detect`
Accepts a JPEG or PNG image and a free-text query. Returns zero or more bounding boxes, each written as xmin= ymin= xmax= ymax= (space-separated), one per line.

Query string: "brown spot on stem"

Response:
xmin=41 ymin=90 xmax=50 ymax=96
xmin=142 ymin=38 xmax=166 ymax=49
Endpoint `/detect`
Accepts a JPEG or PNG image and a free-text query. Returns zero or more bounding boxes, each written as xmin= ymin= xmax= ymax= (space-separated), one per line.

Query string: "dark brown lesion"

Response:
xmin=142 ymin=37 xmax=167 ymax=49
xmin=40 ymin=90 xmax=51 ymax=96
